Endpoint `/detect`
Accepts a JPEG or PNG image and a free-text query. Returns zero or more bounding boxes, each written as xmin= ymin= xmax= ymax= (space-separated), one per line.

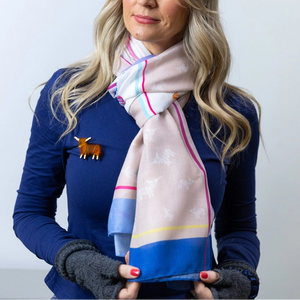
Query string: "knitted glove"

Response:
xmin=55 ymin=239 xmax=126 ymax=299
xmin=185 ymin=261 xmax=259 ymax=299
xmin=210 ymin=261 xmax=259 ymax=299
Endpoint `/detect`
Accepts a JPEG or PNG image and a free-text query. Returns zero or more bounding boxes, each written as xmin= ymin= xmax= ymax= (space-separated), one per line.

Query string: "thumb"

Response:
xmin=118 ymin=264 xmax=140 ymax=279
xmin=125 ymin=251 xmax=130 ymax=265
xmin=200 ymin=271 xmax=220 ymax=284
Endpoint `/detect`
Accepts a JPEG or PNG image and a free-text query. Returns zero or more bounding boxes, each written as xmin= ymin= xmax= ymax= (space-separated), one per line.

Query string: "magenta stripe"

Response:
xmin=172 ymin=101 xmax=212 ymax=267
xmin=115 ymin=186 xmax=137 ymax=191
xmin=126 ymin=38 xmax=139 ymax=60
xmin=121 ymin=55 xmax=132 ymax=66
xmin=172 ymin=102 xmax=211 ymax=224
xmin=108 ymin=83 xmax=116 ymax=90
xmin=142 ymin=60 xmax=156 ymax=116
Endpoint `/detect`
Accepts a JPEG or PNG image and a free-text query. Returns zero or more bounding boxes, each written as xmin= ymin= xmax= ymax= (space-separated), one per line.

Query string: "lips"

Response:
xmin=134 ymin=14 xmax=160 ymax=24
xmin=135 ymin=14 xmax=159 ymax=21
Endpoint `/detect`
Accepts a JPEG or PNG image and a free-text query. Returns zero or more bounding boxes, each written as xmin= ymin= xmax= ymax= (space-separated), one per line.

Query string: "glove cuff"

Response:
xmin=55 ymin=239 xmax=99 ymax=281
xmin=216 ymin=260 xmax=259 ymax=299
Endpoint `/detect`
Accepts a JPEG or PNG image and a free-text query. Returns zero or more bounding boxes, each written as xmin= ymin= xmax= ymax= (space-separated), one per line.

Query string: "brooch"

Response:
xmin=74 ymin=137 xmax=103 ymax=160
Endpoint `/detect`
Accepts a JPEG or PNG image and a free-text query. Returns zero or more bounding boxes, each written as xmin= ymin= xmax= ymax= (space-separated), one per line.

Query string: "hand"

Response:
xmin=192 ymin=271 xmax=220 ymax=299
xmin=117 ymin=252 xmax=141 ymax=299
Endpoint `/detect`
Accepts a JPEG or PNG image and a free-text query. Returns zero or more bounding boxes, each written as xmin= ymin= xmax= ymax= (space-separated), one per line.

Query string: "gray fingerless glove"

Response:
xmin=209 ymin=261 xmax=259 ymax=299
xmin=55 ymin=239 xmax=126 ymax=299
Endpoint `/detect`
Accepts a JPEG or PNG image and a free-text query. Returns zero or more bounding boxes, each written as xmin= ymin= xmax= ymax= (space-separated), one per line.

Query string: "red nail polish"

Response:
xmin=201 ymin=272 xmax=208 ymax=279
xmin=130 ymin=269 xmax=140 ymax=276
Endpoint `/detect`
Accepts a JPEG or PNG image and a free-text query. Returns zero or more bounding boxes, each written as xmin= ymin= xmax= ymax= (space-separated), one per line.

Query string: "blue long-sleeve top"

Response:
xmin=13 ymin=69 xmax=260 ymax=299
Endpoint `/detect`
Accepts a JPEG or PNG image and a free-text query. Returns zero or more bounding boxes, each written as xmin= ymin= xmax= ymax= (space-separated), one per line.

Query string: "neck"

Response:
xmin=141 ymin=34 xmax=183 ymax=55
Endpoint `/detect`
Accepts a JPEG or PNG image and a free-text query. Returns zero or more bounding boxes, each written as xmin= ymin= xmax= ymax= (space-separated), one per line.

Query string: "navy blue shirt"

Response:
xmin=13 ymin=69 xmax=260 ymax=299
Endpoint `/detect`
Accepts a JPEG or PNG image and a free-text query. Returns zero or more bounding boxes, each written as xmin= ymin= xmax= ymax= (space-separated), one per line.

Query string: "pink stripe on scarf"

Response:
xmin=172 ymin=101 xmax=211 ymax=269
xmin=142 ymin=60 xmax=156 ymax=116
xmin=115 ymin=186 xmax=137 ymax=191
xmin=121 ymin=55 xmax=132 ymax=66
xmin=108 ymin=83 xmax=116 ymax=90
xmin=126 ymin=38 xmax=139 ymax=61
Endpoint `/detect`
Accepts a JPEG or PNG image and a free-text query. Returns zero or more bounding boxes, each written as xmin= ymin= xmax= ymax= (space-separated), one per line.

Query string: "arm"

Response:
xmin=215 ymin=101 xmax=260 ymax=269
xmin=190 ymin=99 xmax=260 ymax=299
xmin=13 ymin=69 xmax=78 ymax=265
xmin=214 ymin=99 xmax=260 ymax=298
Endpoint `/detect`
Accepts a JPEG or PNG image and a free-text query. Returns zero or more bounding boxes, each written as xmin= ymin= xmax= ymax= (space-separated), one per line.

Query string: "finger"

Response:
xmin=125 ymin=251 xmax=130 ymax=265
xmin=193 ymin=281 xmax=213 ymax=299
xmin=200 ymin=270 xmax=220 ymax=284
xmin=117 ymin=282 xmax=141 ymax=299
xmin=118 ymin=264 xmax=140 ymax=279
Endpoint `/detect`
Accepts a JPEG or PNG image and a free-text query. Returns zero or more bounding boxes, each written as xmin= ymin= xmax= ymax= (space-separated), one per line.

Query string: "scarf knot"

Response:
xmin=108 ymin=40 xmax=194 ymax=127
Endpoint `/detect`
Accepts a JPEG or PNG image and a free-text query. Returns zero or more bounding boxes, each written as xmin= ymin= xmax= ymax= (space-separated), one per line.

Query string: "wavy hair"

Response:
xmin=45 ymin=0 xmax=261 ymax=164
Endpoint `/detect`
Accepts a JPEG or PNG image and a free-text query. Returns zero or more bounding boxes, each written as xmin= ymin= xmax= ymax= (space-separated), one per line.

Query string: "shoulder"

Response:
xmin=223 ymin=88 xmax=259 ymax=126
xmin=224 ymin=89 xmax=260 ymax=160
xmin=41 ymin=68 xmax=76 ymax=98
xmin=223 ymin=89 xmax=260 ymax=151
xmin=35 ymin=69 xmax=68 ymax=113
xmin=187 ymin=88 xmax=259 ymax=125
xmin=37 ymin=68 xmax=81 ymax=117
xmin=33 ymin=68 xmax=75 ymax=137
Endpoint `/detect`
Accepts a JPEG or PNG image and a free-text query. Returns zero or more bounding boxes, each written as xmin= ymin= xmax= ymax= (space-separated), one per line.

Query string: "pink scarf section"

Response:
xmin=108 ymin=36 xmax=214 ymax=286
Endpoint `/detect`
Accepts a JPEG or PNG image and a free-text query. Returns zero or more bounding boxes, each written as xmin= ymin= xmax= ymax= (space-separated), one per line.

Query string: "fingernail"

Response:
xmin=130 ymin=269 xmax=140 ymax=276
xmin=200 ymin=272 xmax=208 ymax=279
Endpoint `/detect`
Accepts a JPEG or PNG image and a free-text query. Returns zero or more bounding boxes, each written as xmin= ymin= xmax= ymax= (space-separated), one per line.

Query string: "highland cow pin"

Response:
xmin=74 ymin=137 xmax=103 ymax=160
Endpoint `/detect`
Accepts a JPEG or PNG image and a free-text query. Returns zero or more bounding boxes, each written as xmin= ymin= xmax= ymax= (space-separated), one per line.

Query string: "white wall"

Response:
xmin=1 ymin=0 xmax=299 ymax=298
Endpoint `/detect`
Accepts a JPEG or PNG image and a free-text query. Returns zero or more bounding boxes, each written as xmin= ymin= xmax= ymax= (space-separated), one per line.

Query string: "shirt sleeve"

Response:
xmin=13 ymin=69 xmax=77 ymax=266
xmin=214 ymin=96 xmax=260 ymax=269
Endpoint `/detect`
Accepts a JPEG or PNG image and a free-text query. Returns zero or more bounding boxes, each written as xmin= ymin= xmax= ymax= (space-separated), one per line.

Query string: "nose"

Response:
xmin=137 ymin=0 xmax=157 ymax=8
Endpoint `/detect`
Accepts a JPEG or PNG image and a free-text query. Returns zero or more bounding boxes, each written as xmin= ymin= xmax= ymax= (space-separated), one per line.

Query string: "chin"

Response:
xmin=131 ymin=31 xmax=153 ymax=43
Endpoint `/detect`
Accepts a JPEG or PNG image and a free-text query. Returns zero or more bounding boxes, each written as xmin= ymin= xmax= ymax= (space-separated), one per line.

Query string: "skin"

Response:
xmin=117 ymin=252 xmax=141 ymax=299
xmin=117 ymin=1 xmax=220 ymax=298
xmin=122 ymin=0 xmax=189 ymax=55
xmin=193 ymin=271 xmax=220 ymax=299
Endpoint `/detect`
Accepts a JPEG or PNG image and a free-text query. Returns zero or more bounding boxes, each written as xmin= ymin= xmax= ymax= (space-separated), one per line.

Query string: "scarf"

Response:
xmin=108 ymin=36 xmax=214 ymax=289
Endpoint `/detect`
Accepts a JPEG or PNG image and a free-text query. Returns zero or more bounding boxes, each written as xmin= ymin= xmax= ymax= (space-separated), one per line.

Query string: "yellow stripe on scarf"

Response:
xmin=131 ymin=224 xmax=209 ymax=239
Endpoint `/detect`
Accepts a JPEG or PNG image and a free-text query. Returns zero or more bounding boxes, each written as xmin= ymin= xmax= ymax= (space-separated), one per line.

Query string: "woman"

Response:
xmin=13 ymin=0 xmax=260 ymax=299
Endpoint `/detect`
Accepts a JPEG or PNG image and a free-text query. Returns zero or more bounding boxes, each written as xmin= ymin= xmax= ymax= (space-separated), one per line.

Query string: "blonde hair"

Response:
xmin=47 ymin=0 xmax=261 ymax=163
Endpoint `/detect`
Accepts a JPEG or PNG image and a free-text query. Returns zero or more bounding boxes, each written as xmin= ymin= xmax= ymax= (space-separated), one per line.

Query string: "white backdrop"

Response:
xmin=1 ymin=0 xmax=299 ymax=298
